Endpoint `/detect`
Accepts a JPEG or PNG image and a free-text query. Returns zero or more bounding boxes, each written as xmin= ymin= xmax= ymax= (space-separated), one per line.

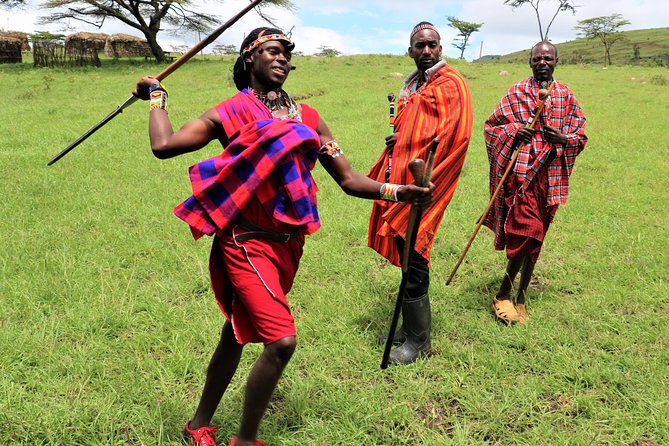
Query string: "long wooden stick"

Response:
xmin=47 ymin=0 xmax=265 ymax=166
xmin=381 ymin=137 xmax=438 ymax=369
xmin=445 ymin=81 xmax=554 ymax=285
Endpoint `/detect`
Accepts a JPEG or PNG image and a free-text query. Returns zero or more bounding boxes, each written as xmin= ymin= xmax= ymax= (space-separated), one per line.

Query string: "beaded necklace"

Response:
xmin=249 ymin=88 xmax=301 ymax=121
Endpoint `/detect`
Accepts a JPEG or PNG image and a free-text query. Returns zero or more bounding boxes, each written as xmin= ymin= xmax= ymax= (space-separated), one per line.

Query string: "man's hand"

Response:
xmin=397 ymin=182 xmax=435 ymax=210
xmin=514 ymin=126 xmax=539 ymax=145
xmin=542 ymin=125 xmax=568 ymax=145
xmin=132 ymin=76 xmax=160 ymax=100
xmin=385 ymin=132 xmax=398 ymax=152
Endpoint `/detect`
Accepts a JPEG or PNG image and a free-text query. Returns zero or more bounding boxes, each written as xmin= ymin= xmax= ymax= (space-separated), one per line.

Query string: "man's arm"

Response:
xmin=314 ymin=116 xmax=432 ymax=206
xmin=134 ymin=75 xmax=222 ymax=159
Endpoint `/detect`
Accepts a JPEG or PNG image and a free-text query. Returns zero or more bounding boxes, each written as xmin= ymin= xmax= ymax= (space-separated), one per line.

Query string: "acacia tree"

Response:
xmin=504 ymin=0 xmax=577 ymax=41
xmin=447 ymin=16 xmax=483 ymax=59
xmin=574 ymin=13 xmax=630 ymax=66
xmin=0 ymin=0 xmax=26 ymax=7
xmin=38 ymin=0 xmax=293 ymax=62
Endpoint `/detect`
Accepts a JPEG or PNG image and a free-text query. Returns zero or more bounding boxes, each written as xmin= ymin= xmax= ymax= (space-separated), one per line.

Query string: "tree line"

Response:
xmin=0 ymin=0 xmax=634 ymax=65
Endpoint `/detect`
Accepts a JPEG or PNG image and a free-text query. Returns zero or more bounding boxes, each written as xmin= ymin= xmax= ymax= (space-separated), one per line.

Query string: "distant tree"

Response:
xmin=0 ymin=0 xmax=26 ymax=7
xmin=38 ymin=0 xmax=294 ymax=62
xmin=315 ymin=46 xmax=340 ymax=57
xmin=574 ymin=13 xmax=631 ymax=66
xmin=504 ymin=0 xmax=577 ymax=41
xmin=212 ymin=44 xmax=238 ymax=56
xmin=447 ymin=16 xmax=483 ymax=59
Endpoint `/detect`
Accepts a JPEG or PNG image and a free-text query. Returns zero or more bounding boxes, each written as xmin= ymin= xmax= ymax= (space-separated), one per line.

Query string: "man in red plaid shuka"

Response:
xmin=484 ymin=41 xmax=587 ymax=324
xmin=133 ymin=27 xmax=432 ymax=446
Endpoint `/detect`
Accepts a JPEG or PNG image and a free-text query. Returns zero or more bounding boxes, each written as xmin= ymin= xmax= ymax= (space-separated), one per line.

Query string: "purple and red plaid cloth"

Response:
xmin=483 ymin=76 xmax=587 ymax=250
xmin=174 ymin=90 xmax=322 ymax=240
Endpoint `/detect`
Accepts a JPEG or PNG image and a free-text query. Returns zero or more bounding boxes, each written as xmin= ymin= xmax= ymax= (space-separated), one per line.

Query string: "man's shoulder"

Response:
xmin=434 ymin=62 xmax=462 ymax=78
xmin=224 ymin=90 xmax=247 ymax=103
xmin=430 ymin=62 xmax=469 ymax=88
xmin=513 ymin=76 xmax=534 ymax=87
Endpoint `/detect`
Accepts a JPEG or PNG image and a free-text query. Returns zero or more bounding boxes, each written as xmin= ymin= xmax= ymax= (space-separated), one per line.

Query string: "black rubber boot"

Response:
xmin=388 ymin=293 xmax=432 ymax=365
xmin=378 ymin=324 xmax=407 ymax=346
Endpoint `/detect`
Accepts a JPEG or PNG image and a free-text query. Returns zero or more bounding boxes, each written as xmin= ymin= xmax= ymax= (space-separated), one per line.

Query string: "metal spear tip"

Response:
xmin=408 ymin=158 xmax=425 ymax=183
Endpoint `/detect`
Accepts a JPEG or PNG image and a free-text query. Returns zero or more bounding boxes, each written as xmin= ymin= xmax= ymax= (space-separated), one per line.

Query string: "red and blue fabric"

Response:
xmin=174 ymin=90 xmax=322 ymax=239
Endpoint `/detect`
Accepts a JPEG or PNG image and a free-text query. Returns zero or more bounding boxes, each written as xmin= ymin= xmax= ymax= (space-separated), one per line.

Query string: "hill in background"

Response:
xmin=481 ymin=27 xmax=669 ymax=66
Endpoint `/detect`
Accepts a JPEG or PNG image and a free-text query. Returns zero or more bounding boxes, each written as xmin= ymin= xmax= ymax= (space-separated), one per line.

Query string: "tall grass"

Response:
xmin=1 ymin=55 xmax=667 ymax=445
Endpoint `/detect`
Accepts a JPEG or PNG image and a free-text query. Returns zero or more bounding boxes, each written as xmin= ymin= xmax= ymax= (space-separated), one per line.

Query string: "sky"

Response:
xmin=1 ymin=0 xmax=667 ymax=60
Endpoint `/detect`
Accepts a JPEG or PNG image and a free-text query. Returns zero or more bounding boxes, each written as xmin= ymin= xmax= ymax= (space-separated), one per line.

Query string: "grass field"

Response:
xmin=1 ymin=54 xmax=668 ymax=445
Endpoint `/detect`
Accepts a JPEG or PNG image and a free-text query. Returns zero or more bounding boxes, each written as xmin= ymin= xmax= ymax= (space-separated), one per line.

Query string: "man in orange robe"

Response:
xmin=368 ymin=21 xmax=473 ymax=364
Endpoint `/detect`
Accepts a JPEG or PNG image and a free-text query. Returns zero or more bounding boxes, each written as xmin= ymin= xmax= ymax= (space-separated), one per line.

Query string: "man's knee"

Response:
xmin=265 ymin=336 xmax=296 ymax=366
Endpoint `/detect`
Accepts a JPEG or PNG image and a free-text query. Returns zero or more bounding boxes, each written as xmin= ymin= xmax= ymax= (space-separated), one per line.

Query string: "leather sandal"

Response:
xmin=492 ymin=298 xmax=522 ymax=323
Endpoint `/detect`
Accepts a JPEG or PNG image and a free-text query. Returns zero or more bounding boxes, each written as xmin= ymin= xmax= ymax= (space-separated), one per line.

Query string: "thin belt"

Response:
xmin=233 ymin=218 xmax=302 ymax=243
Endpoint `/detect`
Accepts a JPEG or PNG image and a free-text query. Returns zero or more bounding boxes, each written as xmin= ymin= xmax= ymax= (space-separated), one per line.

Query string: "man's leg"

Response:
xmin=235 ymin=336 xmax=296 ymax=445
xmin=189 ymin=320 xmax=244 ymax=430
xmin=515 ymin=254 xmax=537 ymax=320
xmin=496 ymin=255 xmax=526 ymax=301
xmin=389 ymin=237 xmax=432 ymax=365
xmin=492 ymin=232 xmax=529 ymax=323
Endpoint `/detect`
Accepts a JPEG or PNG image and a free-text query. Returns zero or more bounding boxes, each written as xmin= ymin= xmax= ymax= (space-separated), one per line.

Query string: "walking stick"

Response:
xmin=445 ymin=81 xmax=554 ymax=285
xmin=47 ymin=0 xmax=268 ymax=166
xmin=385 ymin=92 xmax=396 ymax=182
xmin=381 ymin=137 xmax=438 ymax=369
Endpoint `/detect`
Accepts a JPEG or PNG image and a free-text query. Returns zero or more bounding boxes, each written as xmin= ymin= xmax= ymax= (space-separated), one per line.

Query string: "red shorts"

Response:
xmin=209 ymin=227 xmax=304 ymax=345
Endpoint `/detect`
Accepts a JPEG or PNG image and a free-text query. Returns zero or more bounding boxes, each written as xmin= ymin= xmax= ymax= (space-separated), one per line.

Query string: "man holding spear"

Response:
xmin=484 ymin=40 xmax=588 ymax=323
xmin=133 ymin=27 xmax=432 ymax=446
xmin=368 ymin=22 xmax=473 ymax=365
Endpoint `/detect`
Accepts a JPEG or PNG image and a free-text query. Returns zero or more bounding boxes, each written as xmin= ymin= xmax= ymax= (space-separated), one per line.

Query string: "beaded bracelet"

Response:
xmin=380 ymin=183 xmax=401 ymax=201
xmin=149 ymin=90 xmax=168 ymax=111
xmin=319 ymin=140 xmax=343 ymax=158
xmin=148 ymin=80 xmax=167 ymax=94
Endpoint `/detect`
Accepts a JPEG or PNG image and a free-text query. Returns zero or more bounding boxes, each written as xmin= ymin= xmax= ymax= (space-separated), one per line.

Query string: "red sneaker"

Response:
xmin=229 ymin=436 xmax=266 ymax=446
xmin=184 ymin=420 xmax=218 ymax=446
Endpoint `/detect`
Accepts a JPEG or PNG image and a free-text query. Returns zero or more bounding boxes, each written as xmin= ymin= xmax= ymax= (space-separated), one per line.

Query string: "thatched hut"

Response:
xmin=65 ymin=32 xmax=107 ymax=67
xmin=0 ymin=32 xmax=30 ymax=52
xmin=0 ymin=36 xmax=22 ymax=64
xmin=104 ymin=33 xmax=152 ymax=58
xmin=66 ymin=32 xmax=108 ymax=53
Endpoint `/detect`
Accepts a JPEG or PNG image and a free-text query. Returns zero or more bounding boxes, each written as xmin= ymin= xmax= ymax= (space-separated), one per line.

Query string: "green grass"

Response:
xmin=496 ymin=27 xmax=669 ymax=66
xmin=1 ymin=55 xmax=668 ymax=445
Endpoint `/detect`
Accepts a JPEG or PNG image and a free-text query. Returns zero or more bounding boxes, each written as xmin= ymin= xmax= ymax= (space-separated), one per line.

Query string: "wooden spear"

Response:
xmin=48 ymin=0 xmax=270 ymax=166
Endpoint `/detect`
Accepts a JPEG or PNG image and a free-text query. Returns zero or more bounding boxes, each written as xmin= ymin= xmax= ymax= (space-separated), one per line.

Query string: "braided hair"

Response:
xmin=232 ymin=27 xmax=289 ymax=91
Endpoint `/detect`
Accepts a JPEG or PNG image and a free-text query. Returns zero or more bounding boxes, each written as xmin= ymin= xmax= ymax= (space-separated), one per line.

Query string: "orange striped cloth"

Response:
xmin=367 ymin=63 xmax=473 ymax=267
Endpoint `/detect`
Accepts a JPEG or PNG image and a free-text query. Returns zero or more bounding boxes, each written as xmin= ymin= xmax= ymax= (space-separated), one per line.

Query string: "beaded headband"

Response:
xmin=410 ymin=23 xmax=440 ymax=39
xmin=242 ymin=32 xmax=295 ymax=56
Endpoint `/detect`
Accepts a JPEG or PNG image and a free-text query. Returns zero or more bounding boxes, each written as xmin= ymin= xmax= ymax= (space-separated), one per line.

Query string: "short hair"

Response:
xmin=530 ymin=40 xmax=558 ymax=59
xmin=232 ymin=27 xmax=292 ymax=91
xmin=410 ymin=21 xmax=440 ymax=44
